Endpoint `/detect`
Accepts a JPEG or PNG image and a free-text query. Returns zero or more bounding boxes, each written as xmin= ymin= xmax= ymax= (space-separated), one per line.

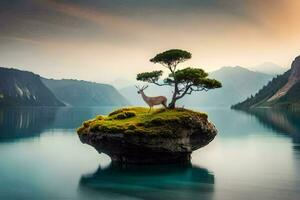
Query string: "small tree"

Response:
xmin=137 ymin=49 xmax=222 ymax=108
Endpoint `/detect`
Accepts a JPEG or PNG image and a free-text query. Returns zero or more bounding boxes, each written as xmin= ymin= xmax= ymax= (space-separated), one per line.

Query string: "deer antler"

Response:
xmin=142 ymin=85 xmax=149 ymax=90
xmin=135 ymin=85 xmax=140 ymax=90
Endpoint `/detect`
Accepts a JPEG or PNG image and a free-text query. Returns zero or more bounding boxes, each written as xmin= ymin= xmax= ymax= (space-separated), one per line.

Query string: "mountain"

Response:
xmin=181 ymin=66 xmax=273 ymax=107
xmin=250 ymin=62 xmax=286 ymax=75
xmin=120 ymin=66 xmax=273 ymax=107
xmin=110 ymin=78 xmax=135 ymax=89
xmin=0 ymin=67 xmax=64 ymax=106
xmin=232 ymin=56 xmax=300 ymax=109
xmin=42 ymin=78 xmax=130 ymax=106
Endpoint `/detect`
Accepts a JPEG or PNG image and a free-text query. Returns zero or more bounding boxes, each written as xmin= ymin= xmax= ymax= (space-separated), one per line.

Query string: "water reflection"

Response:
xmin=51 ymin=107 xmax=116 ymax=130
xmin=0 ymin=107 xmax=57 ymax=142
xmin=79 ymin=164 xmax=215 ymax=200
xmin=199 ymin=107 xmax=268 ymax=138
xmin=0 ymin=107 xmax=116 ymax=142
xmin=1 ymin=107 xmax=300 ymax=200
xmin=239 ymin=109 xmax=300 ymax=146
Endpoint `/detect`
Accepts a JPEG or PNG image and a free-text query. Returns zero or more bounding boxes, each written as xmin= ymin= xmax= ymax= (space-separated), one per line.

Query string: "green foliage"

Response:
xmin=96 ymin=115 xmax=104 ymax=120
xmin=108 ymin=109 xmax=126 ymax=116
xmin=137 ymin=49 xmax=222 ymax=108
xmin=136 ymin=70 xmax=163 ymax=83
xmin=174 ymin=67 xmax=208 ymax=82
xmin=113 ymin=111 xmax=136 ymax=119
xmin=83 ymin=120 xmax=93 ymax=127
xmin=108 ymin=108 xmax=137 ymax=119
xmin=77 ymin=107 xmax=208 ymax=136
xmin=174 ymin=67 xmax=221 ymax=88
xmin=150 ymin=49 xmax=191 ymax=66
xmin=199 ymin=78 xmax=222 ymax=89
xmin=77 ymin=126 xmax=86 ymax=133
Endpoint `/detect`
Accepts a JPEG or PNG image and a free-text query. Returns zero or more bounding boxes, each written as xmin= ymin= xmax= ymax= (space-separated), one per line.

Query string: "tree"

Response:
xmin=137 ymin=49 xmax=222 ymax=108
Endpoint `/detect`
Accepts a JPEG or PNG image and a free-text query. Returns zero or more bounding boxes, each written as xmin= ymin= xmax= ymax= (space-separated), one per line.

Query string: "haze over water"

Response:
xmin=0 ymin=107 xmax=299 ymax=200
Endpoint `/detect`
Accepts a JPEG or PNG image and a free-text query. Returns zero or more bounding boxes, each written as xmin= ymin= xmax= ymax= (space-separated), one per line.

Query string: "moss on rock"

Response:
xmin=77 ymin=107 xmax=208 ymax=137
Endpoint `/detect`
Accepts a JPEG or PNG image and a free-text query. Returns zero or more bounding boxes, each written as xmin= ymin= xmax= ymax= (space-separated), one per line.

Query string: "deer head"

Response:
xmin=135 ymin=85 xmax=148 ymax=94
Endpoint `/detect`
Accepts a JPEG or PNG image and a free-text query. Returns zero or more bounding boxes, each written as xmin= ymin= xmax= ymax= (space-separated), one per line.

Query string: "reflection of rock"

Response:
xmin=0 ymin=107 xmax=114 ymax=142
xmin=51 ymin=107 xmax=114 ymax=129
xmin=78 ymin=108 xmax=217 ymax=164
xmin=79 ymin=164 xmax=215 ymax=200
xmin=0 ymin=107 xmax=57 ymax=142
xmin=240 ymin=109 xmax=300 ymax=144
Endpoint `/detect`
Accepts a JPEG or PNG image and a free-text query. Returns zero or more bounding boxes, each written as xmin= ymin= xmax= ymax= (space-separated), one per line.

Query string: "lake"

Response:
xmin=0 ymin=106 xmax=300 ymax=200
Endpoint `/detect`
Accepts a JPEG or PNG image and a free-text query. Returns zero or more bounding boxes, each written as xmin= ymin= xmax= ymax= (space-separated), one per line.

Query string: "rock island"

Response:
xmin=77 ymin=107 xmax=217 ymax=164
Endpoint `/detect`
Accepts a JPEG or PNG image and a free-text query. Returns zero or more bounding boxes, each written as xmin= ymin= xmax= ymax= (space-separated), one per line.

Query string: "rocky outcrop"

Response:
xmin=232 ymin=55 xmax=300 ymax=109
xmin=77 ymin=107 xmax=217 ymax=164
xmin=268 ymin=56 xmax=300 ymax=101
xmin=0 ymin=67 xmax=64 ymax=106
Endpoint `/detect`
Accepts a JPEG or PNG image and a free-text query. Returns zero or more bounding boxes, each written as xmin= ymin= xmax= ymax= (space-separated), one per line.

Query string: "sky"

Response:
xmin=1 ymin=0 xmax=300 ymax=83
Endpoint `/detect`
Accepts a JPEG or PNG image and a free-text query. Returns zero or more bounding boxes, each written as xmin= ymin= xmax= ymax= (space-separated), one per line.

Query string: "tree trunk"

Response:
xmin=168 ymin=100 xmax=176 ymax=109
xmin=168 ymin=83 xmax=178 ymax=109
xmin=168 ymin=65 xmax=178 ymax=109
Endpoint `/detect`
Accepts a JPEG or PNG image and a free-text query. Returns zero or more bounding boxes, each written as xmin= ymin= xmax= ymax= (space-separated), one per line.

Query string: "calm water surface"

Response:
xmin=0 ymin=107 xmax=300 ymax=200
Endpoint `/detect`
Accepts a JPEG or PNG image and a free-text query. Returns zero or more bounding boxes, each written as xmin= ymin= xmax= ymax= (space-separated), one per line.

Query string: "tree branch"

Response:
xmin=175 ymin=84 xmax=193 ymax=100
xmin=175 ymin=84 xmax=209 ymax=100
xmin=186 ymin=87 xmax=208 ymax=95
xmin=152 ymin=82 xmax=170 ymax=86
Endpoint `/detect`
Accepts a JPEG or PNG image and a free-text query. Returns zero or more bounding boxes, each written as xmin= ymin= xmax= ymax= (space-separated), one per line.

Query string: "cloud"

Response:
xmin=45 ymin=0 xmax=151 ymax=36
xmin=1 ymin=0 xmax=300 ymax=82
xmin=0 ymin=36 xmax=43 ymax=45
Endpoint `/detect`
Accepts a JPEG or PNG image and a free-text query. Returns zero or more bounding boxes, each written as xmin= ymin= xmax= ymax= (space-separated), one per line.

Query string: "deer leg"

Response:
xmin=148 ymin=106 xmax=152 ymax=113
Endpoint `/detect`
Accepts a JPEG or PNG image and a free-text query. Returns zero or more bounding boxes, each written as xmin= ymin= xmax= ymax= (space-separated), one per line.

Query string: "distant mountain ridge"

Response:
xmin=0 ymin=67 xmax=130 ymax=107
xmin=120 ymin=66 xmax=273 ymax=107
xmin=250 ymin=62 xmax=286 ymax=75
xmin=0 ymin=67 xmax=64 ymax=106
xmin=42 ymin=78 xmax=129 ymax=107
xmin=233 ymin=56 xmax=300 ymax=109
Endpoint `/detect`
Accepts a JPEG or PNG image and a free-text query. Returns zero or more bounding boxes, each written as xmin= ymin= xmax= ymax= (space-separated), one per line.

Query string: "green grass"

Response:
xmin=77 ymin=107 xmax=207 ymax=136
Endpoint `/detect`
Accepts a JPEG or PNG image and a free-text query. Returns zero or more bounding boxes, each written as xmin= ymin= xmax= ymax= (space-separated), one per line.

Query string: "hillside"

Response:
xmin=0 ymin=67 xmax=64 ymax=106
xmin=42 ymin=78 xmax=130 ymax=107
xmin=233 ymin=56 xmax=300 ymax=109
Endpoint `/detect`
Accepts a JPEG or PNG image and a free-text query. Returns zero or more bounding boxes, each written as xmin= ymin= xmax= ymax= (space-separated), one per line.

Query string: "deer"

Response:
xmin=136 ymin=85 xmax=167 ymax=112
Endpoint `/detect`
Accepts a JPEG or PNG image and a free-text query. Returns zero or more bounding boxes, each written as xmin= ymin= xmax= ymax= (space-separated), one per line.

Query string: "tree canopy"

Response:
xmin=150 ymin=49 xmax=191 ymax=71
xmin=137 ymin=49 xmax=222 ymax=108
xmin=136 ymin=70 xmax=163 ymax=85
